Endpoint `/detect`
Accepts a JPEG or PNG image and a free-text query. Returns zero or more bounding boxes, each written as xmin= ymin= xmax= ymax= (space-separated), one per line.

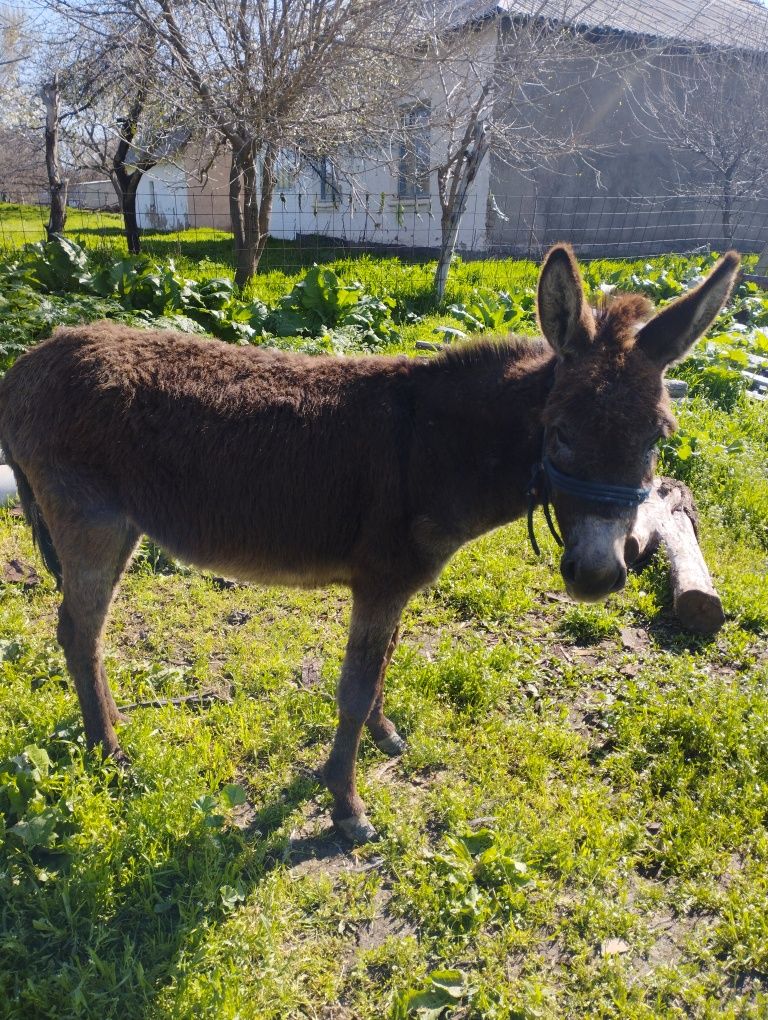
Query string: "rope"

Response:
xmin=526 ymin=441 xmax=651 ymax=556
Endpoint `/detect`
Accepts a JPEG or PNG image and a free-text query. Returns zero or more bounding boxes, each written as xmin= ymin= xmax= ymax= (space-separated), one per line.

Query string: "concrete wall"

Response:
xmin=68 ymin=180 xmax=116 ymax=210
xmin=187 ymin=155 xmax=232 ymax=230
xmin=487 ymin=41 xmax=768 ymax=255
xmin=136 ymin=163 xmax=189 ymax=231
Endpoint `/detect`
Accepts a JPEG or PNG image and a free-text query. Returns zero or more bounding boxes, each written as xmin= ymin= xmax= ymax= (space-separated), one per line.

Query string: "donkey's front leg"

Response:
xmin=324 ymin=594 xmax=405 ymax=843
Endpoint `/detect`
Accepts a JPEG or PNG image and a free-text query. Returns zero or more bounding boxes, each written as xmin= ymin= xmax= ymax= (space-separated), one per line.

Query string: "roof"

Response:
xmin=457 ymin=0 xmax=768 ymax=50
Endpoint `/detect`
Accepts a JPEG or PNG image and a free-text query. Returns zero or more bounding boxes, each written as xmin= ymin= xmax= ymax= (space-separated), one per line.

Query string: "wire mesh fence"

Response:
xmin=2 ymin=187 xmax=766 ymax=280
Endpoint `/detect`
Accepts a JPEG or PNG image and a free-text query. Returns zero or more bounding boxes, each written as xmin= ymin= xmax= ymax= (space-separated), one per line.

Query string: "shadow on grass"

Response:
xmin=0 ymin=762 xmax=329 ymax=1019
xmin=68 ymin=225 xmax=126 ymax=239
xmin=647 ymin=610 xmax=719 ymax=654
xmin=70 ymin=228 xmax=343 ymax=274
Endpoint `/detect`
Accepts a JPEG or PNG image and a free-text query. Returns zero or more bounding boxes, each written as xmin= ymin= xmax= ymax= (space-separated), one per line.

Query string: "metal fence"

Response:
xmin=2 ymin=188 xmax=767 ymax=271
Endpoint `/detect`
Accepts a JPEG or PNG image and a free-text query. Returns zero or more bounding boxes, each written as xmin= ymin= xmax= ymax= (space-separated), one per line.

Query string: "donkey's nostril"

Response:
xmin=561 ymin=554 xmax=578 ymax=585
xmin=611 ymin=564 xmax=628 ymax=593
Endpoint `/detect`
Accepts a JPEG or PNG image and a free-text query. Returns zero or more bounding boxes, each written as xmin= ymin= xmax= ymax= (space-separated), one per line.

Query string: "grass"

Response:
xmin=1 ymin=202 xmax=768 ymax=1017
xmin=0 ymin=394 xmax=767 ymax=1018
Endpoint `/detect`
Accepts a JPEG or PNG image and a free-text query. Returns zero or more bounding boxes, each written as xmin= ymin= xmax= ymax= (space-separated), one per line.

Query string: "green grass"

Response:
xmin=1 ymin=392 xmax=767 ymax=1018
xmin=2 ymin=202 xmax=768 ymax=1017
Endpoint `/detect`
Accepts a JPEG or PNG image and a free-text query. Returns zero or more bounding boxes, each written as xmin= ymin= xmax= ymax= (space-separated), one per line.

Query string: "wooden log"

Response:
xmin=626 ymin=477 xmax=725 ymax=635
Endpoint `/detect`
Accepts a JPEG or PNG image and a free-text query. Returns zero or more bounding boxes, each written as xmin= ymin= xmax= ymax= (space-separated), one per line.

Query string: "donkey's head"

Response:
xmin=537 ymin=244 xmax=740 ymax=602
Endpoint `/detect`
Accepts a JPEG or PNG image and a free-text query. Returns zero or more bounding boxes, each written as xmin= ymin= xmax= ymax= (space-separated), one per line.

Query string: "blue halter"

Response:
xmin=526 ymin=441 xmax=652 ymax=556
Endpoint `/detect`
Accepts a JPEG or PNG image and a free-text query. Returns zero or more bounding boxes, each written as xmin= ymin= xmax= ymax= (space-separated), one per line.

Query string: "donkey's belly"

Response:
xmin=156 ymin=539 xmax=354 ymax=588
xmin=124 ymin=479 xmax=359 ymax=589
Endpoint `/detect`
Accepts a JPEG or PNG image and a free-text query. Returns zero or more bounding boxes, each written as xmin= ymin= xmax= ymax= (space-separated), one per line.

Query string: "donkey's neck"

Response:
xmin=412 ymin=339 xmax=556 ymax=540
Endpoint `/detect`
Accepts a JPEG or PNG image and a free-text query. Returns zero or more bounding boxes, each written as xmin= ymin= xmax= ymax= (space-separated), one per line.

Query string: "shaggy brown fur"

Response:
xmin=0 ymin=244 xmax=740 ymax=841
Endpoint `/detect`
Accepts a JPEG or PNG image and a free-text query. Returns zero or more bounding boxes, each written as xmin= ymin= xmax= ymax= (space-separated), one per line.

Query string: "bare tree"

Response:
xmin=42 ymin=74 xmax=68 ymax=236
xmin=37 ymin=16 xmax=186 ymax=253
xmin=0 ymin=7 xmax=45 ymax=199
xmin=633 ymin=45 xmax=768 ymax=248
xmin=397 ymin=2 xmax=635 ymax=299
xmin=138 ymin=0 xmax=426 ymax=283
xmin=95 ymin=0 xmax=425 ymax=285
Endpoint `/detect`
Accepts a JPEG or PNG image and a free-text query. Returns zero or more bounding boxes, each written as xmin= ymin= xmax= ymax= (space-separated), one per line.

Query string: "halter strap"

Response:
xmin=543 ymin=457 xmax=652 ymax=508
xmin=526 ymin=439 xmax=652 ymax=556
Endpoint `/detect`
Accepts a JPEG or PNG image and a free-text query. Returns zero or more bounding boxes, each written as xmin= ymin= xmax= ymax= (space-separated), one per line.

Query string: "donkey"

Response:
xmin=0 ymin=245 xmax=739 ymax=841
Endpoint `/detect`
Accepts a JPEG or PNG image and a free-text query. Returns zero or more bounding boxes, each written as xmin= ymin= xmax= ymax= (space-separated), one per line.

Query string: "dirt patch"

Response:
xmin=3 ymin=558 xmax=41 ymax=588
xmin=284 ymin=801 xmax=383 ymax=879
xmin=298 ymin=657 xmax=323 ymax=689
xmin=355 ymin=885 xmax=413 ymax=953
xmin=633 ymin=908 xmax=716 ymax=978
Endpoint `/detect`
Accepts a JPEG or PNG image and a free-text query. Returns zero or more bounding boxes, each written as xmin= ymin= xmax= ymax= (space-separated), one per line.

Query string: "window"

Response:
xmin=271 ymin=150 xmax=299 ymax=190
xmin=317 ymin=156 xmax=341 ymax=203
xmin=398 ymin=103 xmax=431 ymax=199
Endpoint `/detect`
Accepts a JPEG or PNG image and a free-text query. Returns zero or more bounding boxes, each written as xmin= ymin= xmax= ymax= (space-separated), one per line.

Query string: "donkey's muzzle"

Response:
xmin=560 ymin=553 xmax=627 ymax=602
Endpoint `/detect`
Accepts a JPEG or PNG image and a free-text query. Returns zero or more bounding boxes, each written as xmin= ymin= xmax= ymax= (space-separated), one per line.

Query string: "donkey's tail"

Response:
xmin=3 ymin=448 xmax=62 ymax=589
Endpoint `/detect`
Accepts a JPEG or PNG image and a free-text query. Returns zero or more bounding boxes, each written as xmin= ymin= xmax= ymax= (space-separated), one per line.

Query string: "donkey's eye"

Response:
xmin=552 ymin=426 xmax=571 ymax=449
xmin=644 ymin=443 xmax=659 ymax=467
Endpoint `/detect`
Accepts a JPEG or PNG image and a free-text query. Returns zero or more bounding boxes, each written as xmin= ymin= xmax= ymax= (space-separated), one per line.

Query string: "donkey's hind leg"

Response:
xmin=54 ymin=518 xmax=139 ymax=758
xmin=365 ymin=625 xmax=406 ymax=757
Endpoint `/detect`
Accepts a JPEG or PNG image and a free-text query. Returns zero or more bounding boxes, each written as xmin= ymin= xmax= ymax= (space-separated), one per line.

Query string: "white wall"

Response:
xmin=69 ymin=180 xmax=115 ymax=210
xmin=268 ymin=24 xmax=495 ymax=252
xmin=136 ymin=163 xmax=189 ymax=231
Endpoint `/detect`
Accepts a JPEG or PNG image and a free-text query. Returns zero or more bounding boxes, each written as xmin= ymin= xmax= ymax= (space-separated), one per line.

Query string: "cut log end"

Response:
xmin=673 ymin=589 xmax=726 ymax=636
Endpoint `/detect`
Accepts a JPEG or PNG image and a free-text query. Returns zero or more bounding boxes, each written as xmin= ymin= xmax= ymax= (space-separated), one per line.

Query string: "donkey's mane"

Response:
xmin=593 ymin=293 xmax=655 ymax=349
xmin=433 ymin=335 xmax=551 ymax=374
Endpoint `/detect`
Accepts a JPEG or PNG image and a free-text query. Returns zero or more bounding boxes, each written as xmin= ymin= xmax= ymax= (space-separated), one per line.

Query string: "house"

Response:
xmin=135 ymin=0 xmax=768 ymax=256
xmin=483 ymin=0 xmax=768 ymax=255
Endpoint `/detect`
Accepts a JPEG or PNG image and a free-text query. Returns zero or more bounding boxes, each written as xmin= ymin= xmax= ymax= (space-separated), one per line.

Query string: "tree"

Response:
xmin=42 ymin=73 xmax=68 ymax=236
xmin=0 ymin=7 xmax=45 ymax=199
xmin=38 ymin=16 xmax=185 ymax=253
xmin=632 ymin=45 xmax=768 ymax=248
xmin=104 ymin=0 xmax=425 ymax=285
xmin=400 ymin=2 xmax=633 ymax=299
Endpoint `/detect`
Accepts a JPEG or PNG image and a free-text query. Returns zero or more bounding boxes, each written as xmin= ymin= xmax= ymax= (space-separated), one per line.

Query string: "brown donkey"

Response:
xmin=0 ymin=245 xmax=739 ymax=841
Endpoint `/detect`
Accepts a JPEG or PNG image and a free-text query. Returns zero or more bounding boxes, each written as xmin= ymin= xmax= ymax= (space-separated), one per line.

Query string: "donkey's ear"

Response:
xmin=537 ymin=244 xmax=595 ymax=357
xmin=636 ymin=252 xmax=740 ymax=367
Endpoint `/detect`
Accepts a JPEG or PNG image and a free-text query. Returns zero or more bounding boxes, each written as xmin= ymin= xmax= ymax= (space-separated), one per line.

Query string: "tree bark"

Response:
xmin=42 ymin=75 xmax=68 ymax=239
xmin=229 ymin=147 xmax=246 ymax=274
xmin=112 ymin=99 xmax=156 ymax=254
xmin=625 ymin=477 xmax=724 ymax=635
xmin=232 ymin=142 xmax=274 ymax=288
xmin=122 ymin=173 xmax=143 ymax=255
xmin=434 ymin=120 xmax=489 ymax=302
xmin=722 ymin=169 xmax=734 ymax=249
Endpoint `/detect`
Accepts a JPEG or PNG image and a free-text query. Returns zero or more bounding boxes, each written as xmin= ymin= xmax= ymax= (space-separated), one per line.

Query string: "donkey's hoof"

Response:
xmin=375 ymin=732 xmax=407 ymax=757
xmin=334 ymin=812 xmax=379 ymax=844
xmin=107 ymin=746 xmax=132 ymax=769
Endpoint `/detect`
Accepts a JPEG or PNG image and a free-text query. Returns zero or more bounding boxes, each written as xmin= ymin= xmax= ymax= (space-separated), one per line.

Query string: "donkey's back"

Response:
xmin=0 ymin=321 xmax=419 ymax=585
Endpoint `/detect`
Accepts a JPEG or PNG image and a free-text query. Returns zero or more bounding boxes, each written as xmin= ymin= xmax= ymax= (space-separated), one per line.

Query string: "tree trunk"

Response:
xmin=113 ymin=162 xmax=144 ymax=255
xmin=434 ymin=122 xmax=489 ymax=302
xmin=722 ymin=170 xmax=734 ymax=249
xmin=41 ymin=75 xmax=68 ymax=239
xmin=229 ymin=148 xmax=246 ymax=274
xmin=232 ymin=143 xmax=275 ymax=288
xmin=123 ymin=174 xmax=142 ymax=255
xmin=435 ymin=217 xmax=463 ymax=304
xmin=112 ymin=101 xmax=154 ymax=254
